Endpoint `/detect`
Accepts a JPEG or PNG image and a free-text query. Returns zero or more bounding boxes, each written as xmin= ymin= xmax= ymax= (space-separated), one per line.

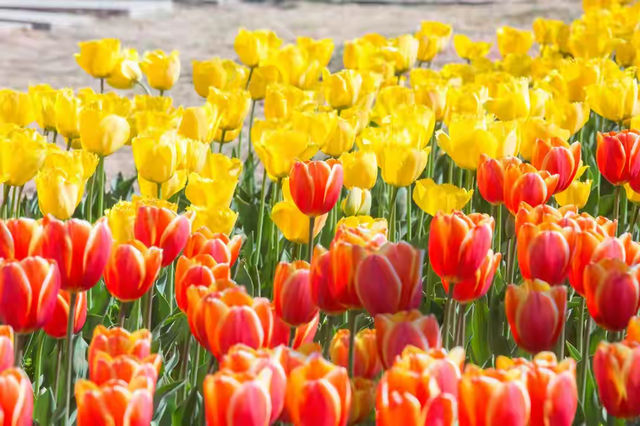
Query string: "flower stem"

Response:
xmin=613 ymin=185 xmax=622 ymax=236
xmin=308 ymin=216 xmax=316 ymax=263
xmin=97 ymin=156 xmax=105 ymax=219
xmin=347 ymin=311 xmax=359 ymax=377
xmin=64 ymin=291 xmax=78 ymax=426
xmin=580 ymin=313 xmax=592 ymax=406
xmin=443 ymin=283 xmax=455 ymax=349
xmin=388 ymin=185 xmax=399 ymax=242
xmin=406 ymin=185 xmax=412 ymax=241
xmin=119 ymin=300 xmax=129 ymax=327
xmin=180 ymin=336 xmax=192 ymax=402
xmin=254 ymin=170 xmax=268 ymax=268
xmin=99 ymin=78 xmax=104 ymax=94
xmin=144 ymin=284 xmax=154 ymax=331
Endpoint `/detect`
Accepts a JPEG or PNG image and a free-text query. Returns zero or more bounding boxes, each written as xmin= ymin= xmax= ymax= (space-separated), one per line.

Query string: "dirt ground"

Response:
xmin=0 ymin=0 xmax=582 ymax=179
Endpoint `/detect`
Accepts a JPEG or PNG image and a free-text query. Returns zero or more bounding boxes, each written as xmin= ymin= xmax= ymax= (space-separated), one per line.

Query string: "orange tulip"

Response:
xmin=496 ymin=353 xmax=577 ymax=426
xmin=626 ymin=316 xmax=640 ymax=342
xmin=43 ymin=289 xmax=87 ymax=338
xmin=376 ymin=346 xmax=463 ymax=426
xmin=429 ymin=211 xmax=494 ymax=284
xmin=374 ymin=310 xmax=442 ymax=368
xmin=349 ymin=378 xmax=375 ymax=424
xmin=36 ymin=215 xmax=112 ymax=292
xmin=270 ymin=311 xmax=320 ymax=351
xmin=0 ymin=256 xmax=60 ymax=333
xmin=0 ymin=368 xmax=33 ymax=425
xmin=531 ymin=138 xmax=581 ymax=193
xmin=354 ymin=241 xmax=423 ymax=315
xmin=175 ymin=253 xmax=231 ymax=312
xmin=477 ymin=155 xmax=521 ymax=205
xmin=458 ymin=364 xmax=530 ymax=426
xmin=75 ymin=376 xmax=154 ymax=426
xmin=568 ymin=232 xmax=626 ymax=296
xmin=0 ymin=326 xmax=13 ymax=372
xmin=503 ymin=162 xmax=559 ymax=214
xmin=516 ymin=222 xmax=574 ymax=285
xmin=88 ymin=326 xmax=152 ymax=373
xmin=289 ymin=159 xmax=344 ymax=217
xmin=90 ymin=351 xmax=161 ymax=388
xmin=593 ymin=341 xmax=640 ymax=418
xmin=104 ymin=240 xmax=162 ymax=302
xmin=274 ymin=260 xmax=318 ymax=326
xmin=596 ymin=130 xmax=640 ymax=187
xmin=505 ymin=280 xmax=567 ymax=353
xmin=134 ymin=205 xmax=191 ymax=267
xmin=584 ymin=258 xmax=640 ymax=331
xmin=0 ymin=218 xmax=41 ymax=260
xmin=330 ymin=328 xmax=381 ymax=379
xmin=514 ymin=204 xmax=578 ymax=235
xmin=186 ymin=285 xmax=273 ymax=358
xmin=285 ymin=353 xmax=351 ymax=426
xmin=184 ymin=226 xmax=243 ymax=266
xmin=311 ymin=223 xmax=387 ymax=313
xmin=442 ymin=250 xmax=500 ymax=303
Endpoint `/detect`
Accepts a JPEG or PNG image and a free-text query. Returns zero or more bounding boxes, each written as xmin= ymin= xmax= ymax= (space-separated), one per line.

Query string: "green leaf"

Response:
xmin=566 ymin=341 xmax=581 ymax=362
xmin=470 ymin=299 xmax=491 ymax=366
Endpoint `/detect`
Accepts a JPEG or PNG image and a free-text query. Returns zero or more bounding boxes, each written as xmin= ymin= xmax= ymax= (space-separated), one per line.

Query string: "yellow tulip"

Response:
xmin=297 ymin=36 xmax=334 ymax=68
xmin=414 ymin=80 xmax=448 ymax=121
xmin=0 ymin=129 xmax=47 ymax=186
xmin=388 ymin=34 xmax=419 ymax=74
xmin=496 ymin=26 xmax=534 ymax=57
xmin=339 ymin=151 xmax=378 ymax=189
xmin=185 ymin=172 xmax=237 ymax=207
xmin=382 ymin=104 xmax=435 ymax=149
xmin=532 ymin=18 xmax=570 ymax=50
xmin=182 ymin=138 xmax=209 ymax=174
xmin=453 ymin=34 xmax=492 ymax=60
xmin=234 ymin=28 xmax=282 ymax=68
xmin=545 ymin=99 xmax=590 ymax=136
xmin=140 ymin=50 xmax=181 ymax=92
xmin=248 ymin=65 xmax=282 ymax=100
xmin=35 ymin=167 xmax=85 ymax=220
xmin=320 ymin=115 xmax=356 ymax=157
xmin=586 ymin=75 xmax=640 ymax=122
xmin=615 ymin=39 xmax=636 ymax=68
xmin=132 ymin=130 xmax=178 ymax=184
xmin=132 ymin=109 xmax=182 ymax=137
xmin=555 ymin=179 xmax=592 ymax=208
xmin=341 ymin=187 xmax=371 ymax=216
xmin=264 ymin=83 xmax=316 ymax=120
xmin=28 ymin=84 xmax=57 ymax=131
xmin=107 ymin=48 xmax=142 ymax=90
xmin=87 ymin=92 xmax=133 ymax=118
xmin=192 ymin=57 xmax=249 ymax=97
xmin=415 ymin=21 xmax=452 ymax=62
xmin=75 ymin=38 xmax=121 ymax=79
xmin=207 ymin=87 xmax=251 ymax=136
xmin=336 ymin=215 xmax=388 ymax=235
xmin=443 ymin=84 xmax=489 ymax=123
xmin=290 ymin=110 xmax=336 ymax=149
xmin=437 ymin=115 xmax=518 ymax=169
xmin=323 ymin=69 xmax=363 ymax=110
xmin=501 ymin=53 xmax=533 ymax=78
xmin=379 ymin=145 xmax=429 ymax=187
xmin=263 ymin=45 xmax=321 ymax=90
xmin=200 ymin=152 xmax=243 ymax=181
xmin=188 ymin=204 xmax=238 ymax=235
xmin=79 ymin=108 xmax=130 ymax=156
xmin=370 ymin=85 xmax=415 ymax=125
xmin=416 ymin=38 xmax=440 ymax=64
xmin=178 ymin=104 xmax=220 ymax=143
xmin=568 ymin=20 xmax=615 ymax=59
xmin=485 ymin=78 xmax=531 ymax=121
xmin=528 ymin=87 xmax=551 ymax=117
xmin=138 ymin=169 xmax=187 ymax=200
xmin=134 ymin=94 xmax=173 ymax=112
xmin=518 ymin=117 xmax=570 ymax=161
xmin=413 ymin=178 xmax=473 ymax=216
xmin=271 ymin=178 xmax=327 ymax=243
xmin=106 ymin=200 xmax=136 ymax=243
xmin=43 ymin=148 xmax=98 ymax=181
xmin=0 ymin=90 xmax=34 ymax=127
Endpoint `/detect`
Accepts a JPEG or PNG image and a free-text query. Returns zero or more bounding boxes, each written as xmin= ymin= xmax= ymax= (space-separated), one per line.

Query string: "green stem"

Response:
xmin=136 ymin=81 xmax=151 ymax=95
xmin=347 ymin=311 xmax=359 ymax=377
xmin=245 ymin=66 xmax=254 ymax=90
xmin=97 ymin=156 xmax=105 ymax=219
xmin=556 ymin=313 xmax=566 ymax=360
xmin=180 ymin=336 xmax=192 ymax=401
xmin=52 ymin=130 xmax=58 ymax=145
xmin=218 ymin=129 xmax=226 ymax=154
xmin=64 ymin=292 xmax=78 ymax=426
xmin=9 ymin=186 xmax=17 ymax=218
xmin=157 ymin=182 xmax=162 ymax=200
xmin=388 ymin=186 xmax=399 ymax=242
xmin=14 ymin=186 xmax=23 ymax=217
xmin=159 ymin=89 xmax=165 ymax=97
xmin=65 ymin=136 xmax=72 ymax=151
xmin=254 ymin=170 xmax=268 ymax=268
xmin=191 ymin=344 xmax=201 ymax=392
xmin=1 ymin=184 xmax=9 ymax=218
xmin=248 ymin=100 xmax=257 ymax=159
xmin=443 ymin=283 xmax=455 ymax=349
xmin=54 ymin=340 xmax=63 ymax=403
xmin=580 ymin=314 xmax=592 ymax=405
xmin=629 ymin=202 xmax=639 ymax=236
xmin=99 ymin=78 xmax=104 ymax=94
xmin=144 ymin=284 xmax=154 ymax=331
xmin=33 ymin=332 xmax=44 ymax=411
xmin=428 ymin=131 xmax=438 ymax=179
xmin=119 ymin=300 xmax=129 ymax=327
xmin=614 ymin=185 xmax=622 ymax=236
xmin=308 ymin=216 xmax=316 ymax=263
xmin=455 ymin=302 xmax=467 ymax=347
xmin=406 ymin=185 xmax=412 ymax=241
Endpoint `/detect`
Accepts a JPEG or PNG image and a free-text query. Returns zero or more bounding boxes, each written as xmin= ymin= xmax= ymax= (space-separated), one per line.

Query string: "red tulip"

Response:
xmin=0 ymin=256 xmax=60 ymax=333
xmin=442 ymin=250 xmax=500 ymax=303
xmin=274 ymin=260 xmax=318 ymax=326
xmin=505 ymin=281 xmax=567 ymax=353
xmin=584 ymin=258 xmax=640 ymax=331
xmin=517 ymin=222 xmax=574 ymax=285
xmin=175 ymin=253 xmax=232 ymax=312
xmin=184 ymin=226 xmax=243 ymax=266
xmin=36 ymin=215 xmax=112 ymax=292
xmin=104 ymin=240 xmax=163 ymax=302
xmin=88 ymin=326 xmax=152 ymax=373
xmin=593 ymin=340 xmax=640 ymax=418
xmin=43 ymin=289 xmax=87 ymax=338
xmin=477 ymin=155 xmax=522 ymax=205
xmin=0 ymin=218 xmax=41 ymax=260
xmin=596 ymin=129 xmax=640 ymax=186
xmin=355 ymin=241 xmax=423 ymax=315
xmin=374 ymin=310 xmax=442 ymax=368
xmin=503 ymin=162 xmax=559 ymax=214
xmin=330 ymin=328 xmax=381 ymax=379
xmin=134 ymin=205 xmax=190 ymax=266
xmin=0 ymin=326 xmax=13 ymax=372
xmin=514 ymin=204 xmax=577 ymax=236
xmin=0 ymin=368 xmax=33 ymax=426
xmin=289 ymin=159 xmax=344 ymax=216
xmin=568 ymin=232 xmax=626 ymax=295
xmin=90 ymin=351 xmax=161 ymax=389
xmin=429 ymin=211 xmax=493 ymax=283
xmin=531 ymin=138 xmax=581 ymax=193
xmin=270 ymin=311 xmax=320 ymax=350
xmin=626 ymin=316 xmax=640 ymax=343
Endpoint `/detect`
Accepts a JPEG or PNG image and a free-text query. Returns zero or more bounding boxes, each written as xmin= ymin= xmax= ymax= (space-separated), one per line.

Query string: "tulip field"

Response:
xmin=3 ymin=0 xmax=640 ymax=424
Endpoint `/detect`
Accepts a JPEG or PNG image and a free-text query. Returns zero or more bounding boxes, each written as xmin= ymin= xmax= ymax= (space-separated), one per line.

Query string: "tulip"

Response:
xmin=89 ymin=351 xmax=161 ymax=388
xmin=75 ymin=38 xmax=121 ymax=79
xmin=414 ymin=22 xmax=451 ymax=62
xmin=188 ymin=205 xmax=238 ymax=236
xmin=323 ymin=69 xmax=363 ymax=110
xmin=593 ymin=341 xmax=640 ymax=418
xmin=104 ymin=241 xmax=162 ymax=302
xmin=531 ymin=138 xmax=581 ymax=193
xmin=555 ymin=179 xmax=592 ymax=208
xmin=289 ymin=160 xmax=343 ymax=217
xmin=0 ymin=218 xmax=41 ymax=260
xmin=285 ymin=353 xmax=351 ymax=426
xmin=503 ymin=162 xmax=559 ymax=214
xmin=349 ymin=378 xmax=375 ymax=424
xmin=476 ymin=155 xmax=522 ymax=205
xmin=43 ymin=290 xmax=87 ymax=338
xmin=496 ymin=26 xmax=534 ymax=56
xmin=0 ymin=89 xmax=34 ymax=127
xmin=442 ymin=250 xmax=501 ymax=303
xmin=263 ymin=83 xmax=316 ymax=121
xmin=379 ymin=145 xmax=429 ymax=187
xmin=545 ymin=99 xmax=590 ymax=137
xmin=320 ymin=115 xmax=357 ymax=157
xmin=627 ymin=316 xmax=640 ymax=343
xmin=413 ymin=79 xmax=447 ymax=121
xmin=262 ymin=44 xmax=322 ymax=90
xmin=270 ymin=312 xmax=320 ymax=351
xmin=37 ymin=215 xmax=112 ymax=292
xmin=75 ymin=377 xmax=154 ymax=426
xmin=330 ymin=328 xmax=381 ymax=379
xmin=518 ymin=117 xmax=571 ymax=161
xmin=485 ymin=78 xmax=531 ymax=121
xmin=377 ymin=345 xmax=463 ymax=426
xmin=453 ymin=34 xmax=491 ymax=60
xmin=234 ymin=28 xmax=282 ymax=68
xmin=35 ymin=167 xmax=86 ymax=220
xmin=134 ymin=204 xmax=190 ymax=267
xmin=106 ymin=48 xmax=141 ymax=90
xmin=0 ymin=326 xmax=11 ymax=374
xmin=138 ymin=170 xmax=188 ymax=201
xmin=334 ymin=152 xmax=375 ymax=190
xmin=0 ymin=368 xmax=33 ymax=425
xmin=517 ymin=222 xmax=574 ymax=285
xmin=178 ymin=104 xmax=220 ymax=144
xmin=429 ymin=211 xmax=494 ymax=283
xmin=584 ymin=258 xmax=640 ymax=331
xmin=192 ymin=57 xmax=249 ymax=97
xmin=79 ymin=108 xmax=131 ymax=157
xmin=207 ymin=87 xmax=251 ymax=140
xmin=174 ymin=253 xmax=231 ymax=312
xmin=297 ymin=36 xmax=334 ymax=67
xmin=28 ymin=84 xmax=57 ymax=131
xmin=341 ymin=188 xmax=371 ymax=217
xmin=252 ymin=124 xmax=316 ymax=181
xmin=184 ymin=227 xmax=243 ymax=266
xmin=88 ymin=326 xmax=152 ymax=370
xmin=140 ymin=50 xmax=181 ymax=92
xmin=185 ymin=172 xmax=237 ymax=208
xmin=413 ymin=178 xmax=473 ymax=216
xmin=0 ymin=128 xmax=47 ymax=187
xmin=200 ymin=152 xmax=244 ymax=181
xmin=374 ymin=310 xmax=441 ymax=368
xmin=273 ymin=260 xmax=317 ymax=327
xmin=132 ymin=130 xmax=178 ymax=185
xmin=186 ymin=286 xmax=272 ymax=358
xmin=568 ymin=231 xmax=625 ymax=297
xmin=586 ymin=75 xmax=639 ymax=123
xmin=247 ymin=65 xmax=282 ymax=100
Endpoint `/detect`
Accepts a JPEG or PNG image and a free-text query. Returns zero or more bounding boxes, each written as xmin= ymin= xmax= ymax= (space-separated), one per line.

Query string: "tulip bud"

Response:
xmin=531 ymin=138 xmax=581 ymax=193
xmin=350 ymin=378 xmax=375 ymax=424
xmin=134 ymin=205 xmax=190 ymax=267
xmin=43 ymin=290 xmax=87 ymax=338
xmin=74 ymin=38 xmax=121 ymax=78
xmin=234 ymin=28 xmax=282 ymax=68
xmin=140 ymin=50 xmax=181 ymax=92
xmin=596 ymin=130 xmax=640 ymax=187
xmin=330 ymin=328 xmax=381 ymax=379
xmin=0 ymin=368 xmax=33 ymax=424
xmin=341 ymin=188 xmax=371 ymax=217
xmin=503 ymin=162 xmax=559 ymax=214
xmin=88 ymin=326 xmax=152 ymax=373
xmin=0 ymin=218 xmax=41 ymax=260
xmin=104 ymin=241 xmax=162 ymax=302
xmin=289 ymin=160 xmax=344 ymax=217
xmin=593 ymin=341 xmax=640 ymax=418
xmin=184 ymin=227 xmax=243 ymax=266
xmin=273 ymin=261 xmax=318 ymax=327
xmin=174 ymin=253 xmax=231 ymax=312
xmin=339 ymin=151 xmax=378 ymax=190
xmin=35 ymin=167 xmax=86 ymax=220
xmin=516 ymin=222 xmax=574 ymax=285
xmin=79 ymin=108 xmax=131 ymax=157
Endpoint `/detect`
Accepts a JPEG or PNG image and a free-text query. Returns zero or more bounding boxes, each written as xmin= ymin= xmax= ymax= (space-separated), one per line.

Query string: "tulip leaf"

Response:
xmin=470 ymin=299 xmax=491 ymax=366
xmin=566 ymin=341 xmax=581 ymax=362
xmin=72 ymin=335 xmax=89 ymax=379
xmin=33 ymin=387 xmax=53 ymax=426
